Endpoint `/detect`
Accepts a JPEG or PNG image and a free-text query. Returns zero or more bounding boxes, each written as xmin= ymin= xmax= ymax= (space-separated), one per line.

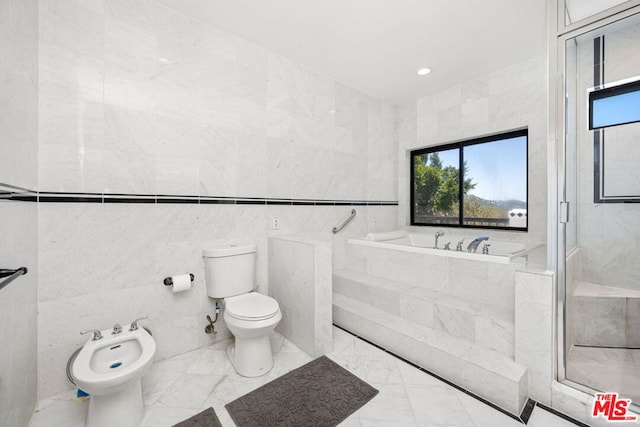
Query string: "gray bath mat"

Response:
xmin=225 ymin=355 xmax=378 ymax=427
xmin=173 ymin=407 xmax=222 ymax=427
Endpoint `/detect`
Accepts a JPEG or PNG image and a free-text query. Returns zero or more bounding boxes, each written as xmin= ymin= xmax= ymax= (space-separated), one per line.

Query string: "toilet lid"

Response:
xmin=225 ymin=293 xmax=279 ymax=321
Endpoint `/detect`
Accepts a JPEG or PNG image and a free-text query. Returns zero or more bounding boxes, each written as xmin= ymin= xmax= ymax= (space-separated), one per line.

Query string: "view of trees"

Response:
xmin=413 ymin=152 xmax=508 ymax=222
xmin=413 ymin=152 xmax=470 ymax=218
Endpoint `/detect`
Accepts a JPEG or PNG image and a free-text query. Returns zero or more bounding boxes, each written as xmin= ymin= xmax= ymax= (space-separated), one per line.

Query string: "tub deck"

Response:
xmin=353 ymin=232 xmax=540 ymax=264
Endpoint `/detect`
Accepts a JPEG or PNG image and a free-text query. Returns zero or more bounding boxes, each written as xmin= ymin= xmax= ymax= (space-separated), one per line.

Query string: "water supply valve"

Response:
xmin=204 ymin=315 xmax=217 ymax=335
xmin=204 ymin=301 xmax=220 ymax=335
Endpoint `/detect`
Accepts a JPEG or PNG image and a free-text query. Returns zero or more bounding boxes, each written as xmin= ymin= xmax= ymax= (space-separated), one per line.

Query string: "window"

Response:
xmin=589 ymin=78 xmax=640 ymax=130
xmin=589 ymin=77 xmax=640 ymax=202
xmin=410 ymin=129 xmax=528 ymax=230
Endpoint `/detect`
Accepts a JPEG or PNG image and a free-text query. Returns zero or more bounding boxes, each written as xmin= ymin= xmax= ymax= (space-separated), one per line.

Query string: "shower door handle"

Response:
xmin=560 ymin=201 xmax=570 ymax=224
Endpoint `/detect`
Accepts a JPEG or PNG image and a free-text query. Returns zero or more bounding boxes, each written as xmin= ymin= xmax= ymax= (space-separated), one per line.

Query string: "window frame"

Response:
xmin=589 ymin=77 xmax=640 ymax=130
xmin=410 ymin=129 xmax=529 ymax=231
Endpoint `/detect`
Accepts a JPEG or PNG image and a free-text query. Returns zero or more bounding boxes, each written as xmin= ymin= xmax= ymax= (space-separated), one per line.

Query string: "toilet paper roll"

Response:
xmin=170 ymin=274 xmax=192 ymax=293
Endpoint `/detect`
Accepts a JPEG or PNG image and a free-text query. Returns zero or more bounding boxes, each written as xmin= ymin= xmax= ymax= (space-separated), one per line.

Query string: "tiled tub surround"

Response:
xmin=35 ymin=0 xmax=399 ymax=401
xmin=268 ymin=234 xmax=333 ymax=357
xmin=333 ymin=237 xmax=554 ymax=415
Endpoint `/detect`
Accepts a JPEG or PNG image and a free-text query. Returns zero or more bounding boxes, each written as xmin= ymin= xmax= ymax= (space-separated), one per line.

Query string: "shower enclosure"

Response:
xmin=557 ymin=0 xmax=640 ymax=407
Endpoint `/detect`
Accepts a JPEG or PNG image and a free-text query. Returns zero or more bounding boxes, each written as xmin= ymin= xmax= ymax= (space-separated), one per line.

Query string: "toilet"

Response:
xmin=202 ymin=243 xmax=281 ymax=377
xmin=71 ymin=324 xmax=156 ymax=427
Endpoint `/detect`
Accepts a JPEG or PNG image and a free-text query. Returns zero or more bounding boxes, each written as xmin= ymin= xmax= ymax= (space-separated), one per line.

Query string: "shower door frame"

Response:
xmin=552 ymin=0 xmax=640 ymax=394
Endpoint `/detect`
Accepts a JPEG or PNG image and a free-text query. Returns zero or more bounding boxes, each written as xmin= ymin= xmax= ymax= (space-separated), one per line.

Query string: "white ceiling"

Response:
xmin=155 ymin=0 xmax=548 ymax=104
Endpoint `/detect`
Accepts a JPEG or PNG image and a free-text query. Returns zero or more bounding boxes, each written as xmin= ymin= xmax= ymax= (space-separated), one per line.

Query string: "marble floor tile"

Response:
xmin=30 ymin=327 xmax=582 ymax=427
xmin=140 ymin=407 xmax=203 ymax=427
xmin=526 ymin=407 xmax=581 ymax=427
xmin=456 ymin=392 xmax=522 ymax=427
xmin=29 ymin=398 xmax=86 ymax=427
xmin=405 ymin=383 xmax=476 ymax=426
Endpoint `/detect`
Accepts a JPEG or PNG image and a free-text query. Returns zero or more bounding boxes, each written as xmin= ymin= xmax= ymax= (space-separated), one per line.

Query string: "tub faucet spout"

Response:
xmin=434 ymin=231 xmax=445 ymax=249
xmin=467 ymin=236 xmax=489 ymax=253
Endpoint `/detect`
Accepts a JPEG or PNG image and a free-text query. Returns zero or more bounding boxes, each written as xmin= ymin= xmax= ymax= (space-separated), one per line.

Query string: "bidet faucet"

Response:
xmin=129 ymin=316 xmax=149 ymax=331
xmin=467 ymin=236 xmax=489 ymax=253
xmin=434 ymin=231 xmax=445 ymax=249
xmin=80 ymin=329 xmax=103 ymax=341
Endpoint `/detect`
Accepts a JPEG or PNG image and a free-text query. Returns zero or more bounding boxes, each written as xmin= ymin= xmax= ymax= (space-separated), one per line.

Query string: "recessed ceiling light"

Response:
xmin=417 ymin=68 xmax=431 ymax=76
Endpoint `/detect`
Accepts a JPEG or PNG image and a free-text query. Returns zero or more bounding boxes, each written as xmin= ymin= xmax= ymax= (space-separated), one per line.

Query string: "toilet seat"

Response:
xmin=225 ymin=292 xmax=279 ymax=321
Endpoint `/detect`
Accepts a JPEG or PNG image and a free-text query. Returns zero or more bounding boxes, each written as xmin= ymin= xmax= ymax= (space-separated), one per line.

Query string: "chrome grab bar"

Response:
xmin=0 ymin=267 xmax=28 ymax=291
xmin=333 ymin=209 xmax=356 ymax=234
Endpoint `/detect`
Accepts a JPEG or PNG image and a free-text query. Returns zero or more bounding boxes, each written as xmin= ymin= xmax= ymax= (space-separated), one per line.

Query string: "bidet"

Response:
xmin=72 ymin=320 xmax=155 ymax=427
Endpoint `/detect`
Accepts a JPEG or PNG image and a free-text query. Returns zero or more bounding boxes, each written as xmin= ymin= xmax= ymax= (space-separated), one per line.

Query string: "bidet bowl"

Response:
xmin=72 ymin=326 xmax=156 ymax=396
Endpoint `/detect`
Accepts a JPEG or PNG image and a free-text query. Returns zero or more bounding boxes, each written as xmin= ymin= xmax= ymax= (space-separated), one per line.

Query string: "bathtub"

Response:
xmin=352 ymin=230 xmax=539 ymax=264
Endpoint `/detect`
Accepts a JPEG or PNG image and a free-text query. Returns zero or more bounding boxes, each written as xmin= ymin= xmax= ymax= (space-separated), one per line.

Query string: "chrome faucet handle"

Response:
xmin=482 ymin=244 xmax=491 ymax=255
xmin=467 ymin=236 xmax=489 ymax=253
xmin=80 ymin=329 xmax=103 ymax=341
xmin=456 ymin=240 xmax=464 ymax=251
xmin=444 ymin=242 xmax=451 ymax=250
xmin=112 ymin=323 xmax=122 ymax=334
xmin=129 ymin=316 xmax=149 ymax=331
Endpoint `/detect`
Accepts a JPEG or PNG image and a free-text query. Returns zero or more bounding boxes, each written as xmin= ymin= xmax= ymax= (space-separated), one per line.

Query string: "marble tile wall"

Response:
xmin=0 ymin=202 xmax=39 ymax=427
xmin=514 ymin=269 xmax=555 ymax=405
xmin=0 ymin=0 xmax=39 ymax=190
xmin=35 ymin=0 xmax=398 ymax=399
xmin=268 ymin=234 xmax=333 ymax=357
xmin=0 ymin=0 xmax=39 ymax=425
xmin=37 ymin=0 xmax=398 ymax=200
xmin=397 ymin=56 xmax=547 ymax=244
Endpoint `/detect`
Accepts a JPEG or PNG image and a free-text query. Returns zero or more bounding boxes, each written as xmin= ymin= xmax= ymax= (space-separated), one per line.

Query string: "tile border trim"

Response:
xmin=0 ymin=183 xmax=398 ymax=206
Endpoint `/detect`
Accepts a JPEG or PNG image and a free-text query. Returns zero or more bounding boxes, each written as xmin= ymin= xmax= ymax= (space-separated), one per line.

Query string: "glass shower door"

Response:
xmin=563 ymin=10 xmax=640 ymax=405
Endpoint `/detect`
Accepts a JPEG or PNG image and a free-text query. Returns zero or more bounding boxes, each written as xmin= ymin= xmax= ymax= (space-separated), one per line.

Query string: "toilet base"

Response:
xmin=228 ymin=335 xmax=274 ymax=377
xmin=86 ymin=380 xmax=144 ymax=427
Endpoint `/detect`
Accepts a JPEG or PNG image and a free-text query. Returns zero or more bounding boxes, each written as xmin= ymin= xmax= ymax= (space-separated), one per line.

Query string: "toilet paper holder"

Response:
xmin=163 ymin=274 xmax=195 ymax=286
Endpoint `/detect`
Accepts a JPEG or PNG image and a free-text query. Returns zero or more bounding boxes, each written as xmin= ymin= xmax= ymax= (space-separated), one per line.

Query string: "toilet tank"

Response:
xmin=202 ymin=243 xmax=257 ymax=298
